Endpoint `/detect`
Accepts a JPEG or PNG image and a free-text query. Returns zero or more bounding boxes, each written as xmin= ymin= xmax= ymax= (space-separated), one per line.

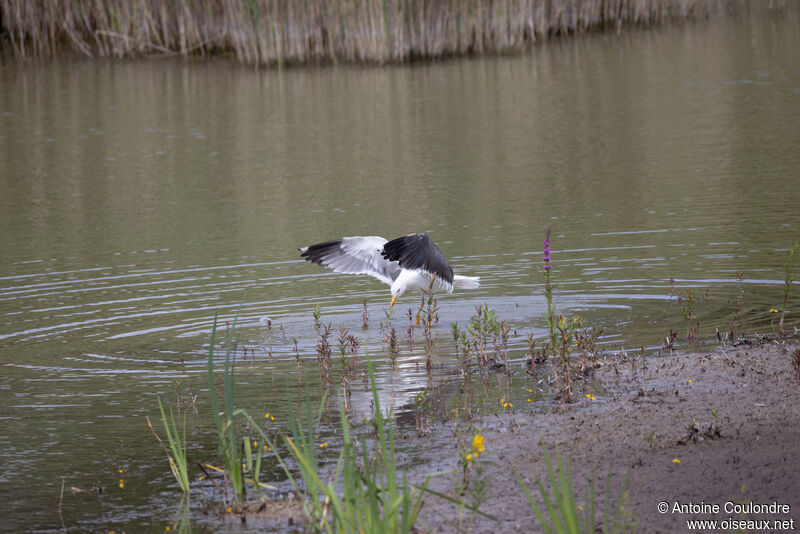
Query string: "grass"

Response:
xmin=233 ymin=357 xmax=430 ymax=533
xmin=1 ymin=0 xmax=718 ymax=67
xmin=206 ymin=311 xmax=246 ymax=498
xmin=146 ymin=397 xmax=191 ymax=493
xmin=284 ymin=359 xmax=427 ymax=533
xmin=200 ymin=309 xmax=431 ymax=530
xmin=515 ymin=444 xmax=635 ymax=534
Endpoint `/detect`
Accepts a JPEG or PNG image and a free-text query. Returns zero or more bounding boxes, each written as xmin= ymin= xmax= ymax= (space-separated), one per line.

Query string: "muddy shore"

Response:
xmin=225 ymin=341 xmax=800 ymax=532
xmin=404 ymin=341 xmax=800 ymax=532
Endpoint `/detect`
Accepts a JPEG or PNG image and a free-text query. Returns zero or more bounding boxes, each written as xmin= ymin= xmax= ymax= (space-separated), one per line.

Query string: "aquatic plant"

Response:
xmin=265 ymin=318 xmax=274 ymax=364
xmin=362 ymin=300 xmax=370 ymax=330
xmin=388 ymin=327 xmax=400 ymax=368
xmin=553 ymin=315 xmax=584 ymax=403
xmin=316 ymin=323 xmax=332 ymax=383
xmin=467 ymin=304 xmax=500 ymax=365
xmin=206 ymin=312 xmax=246 ymax=498
xmin=451 ymin=322 xmax=462 ymax=354
xmin=574 ymin=319 xmax=603 ymax=373
xmin=515 ymin=444 xmax=635 ymax=534
xmin=681 ymin=289 xmax=699 ymax=343
xmin=420 ymin=276 xmax=440 ymax=370
xmin=312 ymin=304 xmax=322 ymax=331
xmin=146 ymin=397 xmax=191 ymax=493
xmin=293 ymin=338 xmax=302 ymax=379
xmin=543 ymin=229 xmax=558 ymax=353
xmin=337 ymin=327 xmax=349 ymax=372
xmin=0 ymin=0 xmax=718 ymax=68
xmin=662 ymin=329 xmax=678 ymax=354
xmin=280 ymin=362 xmax=428 ymax=533
xmin=730 ymin=272 xmax=745 ymax=341
xmin=779 ymin=240 xmax=799 ymax=339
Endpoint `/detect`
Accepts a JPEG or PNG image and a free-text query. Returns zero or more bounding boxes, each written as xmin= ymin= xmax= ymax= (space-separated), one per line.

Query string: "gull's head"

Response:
xmin=389 ymin=270 xmax=413 ymax=309
xmin=389 ymin=283 xmax=406 ymax=309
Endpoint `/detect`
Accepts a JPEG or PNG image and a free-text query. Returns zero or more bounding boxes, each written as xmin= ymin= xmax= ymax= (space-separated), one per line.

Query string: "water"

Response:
xmin=2 ymin=5 xmax=800 ymax=531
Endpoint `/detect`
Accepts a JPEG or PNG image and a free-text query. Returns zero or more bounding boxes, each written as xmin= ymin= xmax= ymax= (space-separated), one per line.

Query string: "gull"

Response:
xmin=300 ymin=233 xmax=480 ymax=315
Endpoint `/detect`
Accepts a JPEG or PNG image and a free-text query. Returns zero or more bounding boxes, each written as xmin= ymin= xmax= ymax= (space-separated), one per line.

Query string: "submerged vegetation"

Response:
xmin=2 ymin=0 xmax=719 ymax=67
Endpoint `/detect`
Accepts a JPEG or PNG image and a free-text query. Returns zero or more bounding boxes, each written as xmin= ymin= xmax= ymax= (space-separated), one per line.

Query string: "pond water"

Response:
xmin=2 ymin=4 xmax=799 ymax=531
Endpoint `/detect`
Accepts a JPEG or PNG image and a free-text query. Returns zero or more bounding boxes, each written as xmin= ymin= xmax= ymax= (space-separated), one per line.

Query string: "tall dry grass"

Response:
xmin=1 ymin=0 xmax=716 ymax=67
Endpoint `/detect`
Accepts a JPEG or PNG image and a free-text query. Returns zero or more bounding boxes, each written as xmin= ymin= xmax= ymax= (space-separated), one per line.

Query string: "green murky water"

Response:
xmin=2 ymin=5 xmax=799 ymax=531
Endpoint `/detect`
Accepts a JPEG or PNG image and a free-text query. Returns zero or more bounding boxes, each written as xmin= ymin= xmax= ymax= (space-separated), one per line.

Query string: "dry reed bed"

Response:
xmin=1 ymin=0 xmax=714 ymax=67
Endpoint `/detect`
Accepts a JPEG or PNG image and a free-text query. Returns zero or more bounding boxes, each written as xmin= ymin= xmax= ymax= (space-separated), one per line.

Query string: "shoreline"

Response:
xmin=1 ymin=0 xmax=727 ymax=68
xmin=403 ymin=341 xmax=800 ymax=532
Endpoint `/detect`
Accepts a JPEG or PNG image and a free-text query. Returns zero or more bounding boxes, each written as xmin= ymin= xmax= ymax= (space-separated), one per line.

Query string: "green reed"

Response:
xmin=206 ymin=312 xmax=246 ymax=498
xmin=515 ymin=444 xmax=634 ymax=534
xmin=236 ymin=358 xmax=428 ymax=532
xmin=284 ymin=360 xmax=427 ymax=533
xmin=147 ymin=397 xmax=191 ymax=493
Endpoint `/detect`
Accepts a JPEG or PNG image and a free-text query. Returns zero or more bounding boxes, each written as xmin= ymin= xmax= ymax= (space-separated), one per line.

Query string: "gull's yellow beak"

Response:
xmin=390 ymin=296 xmax=397 ymax=309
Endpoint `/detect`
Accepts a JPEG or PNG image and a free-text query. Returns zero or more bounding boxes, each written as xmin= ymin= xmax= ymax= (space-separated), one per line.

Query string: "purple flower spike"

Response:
xmin=544 ymin=264 xmax=552 ymax=269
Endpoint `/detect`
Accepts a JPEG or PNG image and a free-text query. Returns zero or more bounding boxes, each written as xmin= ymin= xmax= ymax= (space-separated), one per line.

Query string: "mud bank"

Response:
xmin=407 ymin=342 xmax=800 ymax=532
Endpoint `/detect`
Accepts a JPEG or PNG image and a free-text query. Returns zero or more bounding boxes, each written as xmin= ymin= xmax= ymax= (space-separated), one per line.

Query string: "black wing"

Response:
xmin=381 ymin=234 xmax=454 ymax=285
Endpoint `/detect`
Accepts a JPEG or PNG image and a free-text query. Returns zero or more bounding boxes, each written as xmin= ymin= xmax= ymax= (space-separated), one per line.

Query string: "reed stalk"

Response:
xmin=1 ymin=0 xmax=719 ymax=68
xmin=206 ymin=311 xmax=246 ymax=498
xmin=779 ymin=240 xmax=799 ymax=339
xmin=514 ymin=444 xmax=634 ymax=534
xmin=147 ymin=397 xmax=191 ymax=493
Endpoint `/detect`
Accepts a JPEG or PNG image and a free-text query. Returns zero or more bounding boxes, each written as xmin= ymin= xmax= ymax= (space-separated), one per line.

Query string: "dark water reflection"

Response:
xmin=1 ymin=4 xmax=799 ymax=531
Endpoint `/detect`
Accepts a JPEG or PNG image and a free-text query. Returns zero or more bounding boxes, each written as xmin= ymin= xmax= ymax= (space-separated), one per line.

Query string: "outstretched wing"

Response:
xmin=380 ymin=233 xmax=454 ymax=285
xmin=300 ymin=236 xmax=400 ymax=286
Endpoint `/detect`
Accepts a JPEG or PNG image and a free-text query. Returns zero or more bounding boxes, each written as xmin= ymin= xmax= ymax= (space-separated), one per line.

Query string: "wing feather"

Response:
xmin=300 ymin=236 xmax=400 ymax=286
xmin=380 ymin=234 xmax=454 ymax=285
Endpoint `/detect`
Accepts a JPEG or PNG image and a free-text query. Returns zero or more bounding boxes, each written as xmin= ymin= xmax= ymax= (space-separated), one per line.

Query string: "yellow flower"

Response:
xmin=578 ymin=505 xmax=584 ymax=511
xmin=265 ymin=413 xmax=275 ymax=420
xmin=686 ymin=379 xmax=692 ymax=384
xmin=118 ymin=479 xmax=124 ymax=489
xmin=585 ymin=393 xmax=596 ymax=401
xmin=672 ymin=458 xmax=680 ymax=464
xmin=226 ymin=507 xmax=232 ymax=513
xmin=320 ymin=442 xmax=329 ymax=448
xmin=527 ymin=398 xmax=532 ymax=402
xmin=526 ymin=388 xmax=533 ymax=393
xmin=466 ymin=453 xmax=474 ymax=463
xmin=472 ymin=434 xmax=485 ymax=455
xmin=770 ymin=308 xmax=779 ymax=313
